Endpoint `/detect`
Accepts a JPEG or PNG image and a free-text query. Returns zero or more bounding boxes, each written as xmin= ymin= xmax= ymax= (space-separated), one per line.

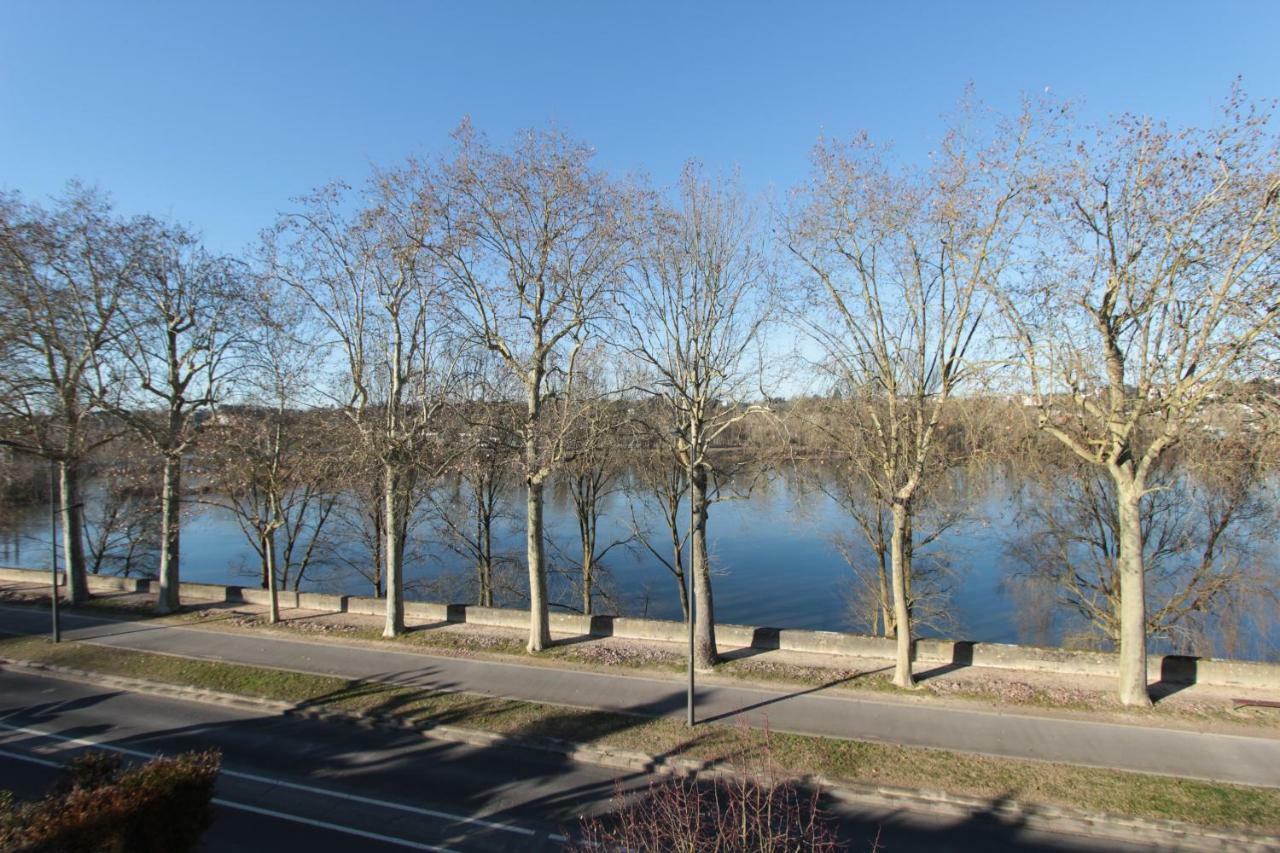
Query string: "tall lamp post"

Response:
xmin=687 ymin=540 xmax=694 ymax=727
xmin=673 ymin=425 xmax=696 ymax=728
xmin=48 ymin=458 xmax=60 ymax=643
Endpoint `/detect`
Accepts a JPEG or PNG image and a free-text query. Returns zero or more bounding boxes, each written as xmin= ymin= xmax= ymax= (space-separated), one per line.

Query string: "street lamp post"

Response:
xmin=673 ymin=424 xmax=696 ymax=728
xmin=687 ymin=544 xmax=694 ymax=727
xmin=48 ymin=459 xmax=60 ymax=643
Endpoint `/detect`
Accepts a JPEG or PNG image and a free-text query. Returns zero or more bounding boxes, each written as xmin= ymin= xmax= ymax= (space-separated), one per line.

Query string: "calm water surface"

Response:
xmin=2 ymin=466 xmax=1274 ymax=660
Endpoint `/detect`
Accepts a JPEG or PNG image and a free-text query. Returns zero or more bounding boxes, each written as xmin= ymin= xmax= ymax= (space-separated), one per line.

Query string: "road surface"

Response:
xmin=2 ymin=604 xmax=1276 ymax=788
xmin=0 ymin=669 xmax=1159 ymax=851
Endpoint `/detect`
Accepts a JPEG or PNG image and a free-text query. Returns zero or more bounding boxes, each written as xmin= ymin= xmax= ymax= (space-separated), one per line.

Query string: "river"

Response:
xmin=2 ymin=464 xmax=1276 ymax=661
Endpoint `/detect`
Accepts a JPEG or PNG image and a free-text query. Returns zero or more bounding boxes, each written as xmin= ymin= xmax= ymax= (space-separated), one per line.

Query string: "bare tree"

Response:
xmin=0 ymin=187 xmax=135 ymax=603
xmin=198 ymin=290 xmax=336 ymax=622
xmin=994 ymin=90 xmax=1280 ymax=705
xmin=434 ymin=443 xmax=517 ymax=608
xmin=111 ymin=220 xmax=243 ymax=614
xmin=626 ymin=397 xmax=693 ymax=620
xmin=556 ymin=349 xmax=634 ymax=616
xmin=432 ymin=124 xmax=626 ymax=651
xmin=325 ymin=449 xmax=395 ymax=598
xmin=821 ymin=443 xmax=964 ymax=640
xmin=272 ymin=170 xmax=459 ymax=637
xmin=629 ymin=451 xmax=691 ymax=619
xmin=785 ymin=108 xmax=1039 ymax=687
xmin=83 ymin=447 xmax=160 ymax=579
xmin=1010 ymin=407 xmax=1280 ymax=657
xmin=431 ymin=352 xmax=521 ymax=608
xmin=621 ymin=165 xmax=771 ymax=669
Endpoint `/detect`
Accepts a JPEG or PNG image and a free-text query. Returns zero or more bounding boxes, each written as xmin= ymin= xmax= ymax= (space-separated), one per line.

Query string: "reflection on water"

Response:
xmin=2 ymin=465 xmax=1276 ymax=661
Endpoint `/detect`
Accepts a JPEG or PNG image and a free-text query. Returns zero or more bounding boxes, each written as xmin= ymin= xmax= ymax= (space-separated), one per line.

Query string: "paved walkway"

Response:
xmin=2 ymin=604 xmax=1278 ymax=788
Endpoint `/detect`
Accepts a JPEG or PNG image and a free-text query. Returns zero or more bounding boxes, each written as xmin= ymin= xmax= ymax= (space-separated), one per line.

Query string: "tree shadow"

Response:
xmin=714 ymin=627 xmax=783 ymax=662
xmin=1 ymin=672 xmax=1156 ymax=852
xmin=1149 ymin=656 xmax=1198 ymax=700
xmin=404 ymin=620 xmax=455 ymax=633
xmin=699 ymin=673 xmax=862 ymax=725
xmin=913 ymin=641 xmax=975 ymax=682
xmin=0 ymin=685 xmax=123 ymax=726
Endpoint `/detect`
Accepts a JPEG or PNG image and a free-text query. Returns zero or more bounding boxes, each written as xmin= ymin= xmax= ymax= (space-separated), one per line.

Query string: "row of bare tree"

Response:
xmin=2 ymin=89 xmax=1277 ymax=706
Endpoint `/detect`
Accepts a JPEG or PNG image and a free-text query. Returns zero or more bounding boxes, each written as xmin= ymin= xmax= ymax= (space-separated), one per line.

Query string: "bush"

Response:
xmin=571 ymin=726 xmax=844 ymax=851
xmin=0 ymin=749 xmax=222 ymax=853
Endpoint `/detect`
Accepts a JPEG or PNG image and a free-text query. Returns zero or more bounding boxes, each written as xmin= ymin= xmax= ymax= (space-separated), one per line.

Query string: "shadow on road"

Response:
xmin=0 ymin=672 xmax=1139 ymax=853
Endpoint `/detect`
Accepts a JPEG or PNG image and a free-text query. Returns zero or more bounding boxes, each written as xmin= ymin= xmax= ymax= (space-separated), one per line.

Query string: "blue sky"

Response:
xmin=2 ymin=1 xmax=1277 ymax=254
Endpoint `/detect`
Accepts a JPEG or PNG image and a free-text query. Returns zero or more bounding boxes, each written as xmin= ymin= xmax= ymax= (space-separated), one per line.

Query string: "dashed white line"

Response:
xmin=209 ymin=798 xmax=462 ymax=851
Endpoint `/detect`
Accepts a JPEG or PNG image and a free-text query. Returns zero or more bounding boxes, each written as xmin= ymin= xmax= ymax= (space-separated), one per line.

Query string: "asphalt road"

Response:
xmin=0 ymin=669 xmax=1163 ymax=851
xmin=2 ymin=604 xmax=1277 ymax=789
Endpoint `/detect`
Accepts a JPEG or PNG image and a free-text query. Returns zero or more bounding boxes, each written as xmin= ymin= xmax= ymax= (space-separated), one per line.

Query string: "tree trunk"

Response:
xmin=156 ymin=454 xmax=182 ymax=614
xmin=477 ymin=490 xmax=494 ymax=607
xmin=371 ymin=506 xmax=384 ymax=599
xmin=1114 ymin=477 xmax=1152 ymax=707
xmin=58 ymin=460 xmax=89 ymax=604
xmin=524 ymin=366 xmax=551 ymax=652
xmin=877 ymin=546 xmax=892 ymax=638
xmin=675 ymin=568 xmax=689 ymax=622
xmin=890 ymin=500 xmax=915 ymax=688
xmin=526 ymin=478 xmax=551 ymax=651
xmin=264 ymin=528 xmax=280 ymax=624
xmin=689 ymin=462 xmax=718 ymax=669
xmin=582 ymin=542 xmax=594 ymax=617
xmin=580 ymin=490 xmax=596 ymax=616
xmin=382 ymin=462 xmax=405 ymax=638
xmin=669 ymin=504 xmax=689 ymax=621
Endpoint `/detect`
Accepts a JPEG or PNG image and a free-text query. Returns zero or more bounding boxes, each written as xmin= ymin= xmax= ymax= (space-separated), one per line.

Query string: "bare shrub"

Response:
xmin=570 ymin=727 xmax=844 ymax=851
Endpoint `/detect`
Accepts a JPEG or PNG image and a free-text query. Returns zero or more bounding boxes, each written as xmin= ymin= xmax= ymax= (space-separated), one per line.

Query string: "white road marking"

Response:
xmin=0 ymin=745 xmax=460 ymax=851
xmin=0 ymin=721 xmax=548 ymax=839
xmin=210 ymin=798 xmax=462 ymax=852
xmin=0 ymin=746 xmax=61 ymax=768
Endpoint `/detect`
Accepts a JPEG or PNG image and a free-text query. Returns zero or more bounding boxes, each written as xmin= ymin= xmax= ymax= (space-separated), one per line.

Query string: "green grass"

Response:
xmin=13 ymin=589 xmax=1271 ymax=729
xmin=5 ymin=591 xmax=1273 ymax=730
xmin=0 ymin=633 xmax=343 ymax=702
xmin=213 ymin=608 xmax=1247 ymax=721
xmin=2 ymin=632 xmax=1277 ymax=833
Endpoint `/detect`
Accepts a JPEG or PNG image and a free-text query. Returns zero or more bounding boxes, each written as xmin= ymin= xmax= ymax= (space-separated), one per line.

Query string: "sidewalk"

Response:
xmin=2 ymin=601 xmax=1279 ymax=788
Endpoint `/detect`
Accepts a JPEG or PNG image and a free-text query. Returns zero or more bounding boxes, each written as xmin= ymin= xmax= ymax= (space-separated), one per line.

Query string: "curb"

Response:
xmin=2 ymin=655 xmax=1275 ymax=851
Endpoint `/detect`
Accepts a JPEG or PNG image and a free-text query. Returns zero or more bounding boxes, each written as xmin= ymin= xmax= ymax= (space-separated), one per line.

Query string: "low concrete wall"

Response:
xmin=603 ymin=616 xmax=686 ymax=643
xmin=776 ymin=628 xmax=897 ymax=659
xmin=84 ymin=575 xmax=149 ymax=594
xmin=345 ymin=596 xmax=381 ymax=616
xmin=0 ymin=566 xmax=63 ymax=586
xmin=297 ymin=592 xmax=345 ymax=612
xmin=4 ymin=565 xmax=1278 ymax=689
xmin=1157 ymin=656 xmax=1280 ymax=691
xmin=404 ymin=601 xmax=451 ymax=622
xmin=239 ymin=587 xmax=300 ymax=610
xmin=178 ymin=581 xmax=237 ymax=602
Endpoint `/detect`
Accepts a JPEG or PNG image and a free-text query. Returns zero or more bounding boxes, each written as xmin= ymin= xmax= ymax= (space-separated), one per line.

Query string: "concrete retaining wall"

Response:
xmin=3 ymin=565 xmax=1277 ymax=689
xmin=178 ymin=582 xmax=237 ymax=602
xmin=238 ymin=588 xmax=300 ymax=610
xmin=0 ymin=567 xmax=63 ymax=586
xmin=345 ymin=596 xmax=381 ymax=616
xmin=297 ymin=592 xmax=345 ymax=612
xmin=85 ymin=575 xmax=148 ymax=594
xmin=608 ymin=616 xmax=686 ymax=643
xmin=404 ymin=601 xmax=451 ymax=622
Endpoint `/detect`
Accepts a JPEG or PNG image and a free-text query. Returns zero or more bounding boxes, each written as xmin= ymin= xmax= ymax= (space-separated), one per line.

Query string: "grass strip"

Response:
xmin=1 ymin=633 xmax=1276 ymax=832
xmin=7 ymin=593 xmax=1269 ymax=727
